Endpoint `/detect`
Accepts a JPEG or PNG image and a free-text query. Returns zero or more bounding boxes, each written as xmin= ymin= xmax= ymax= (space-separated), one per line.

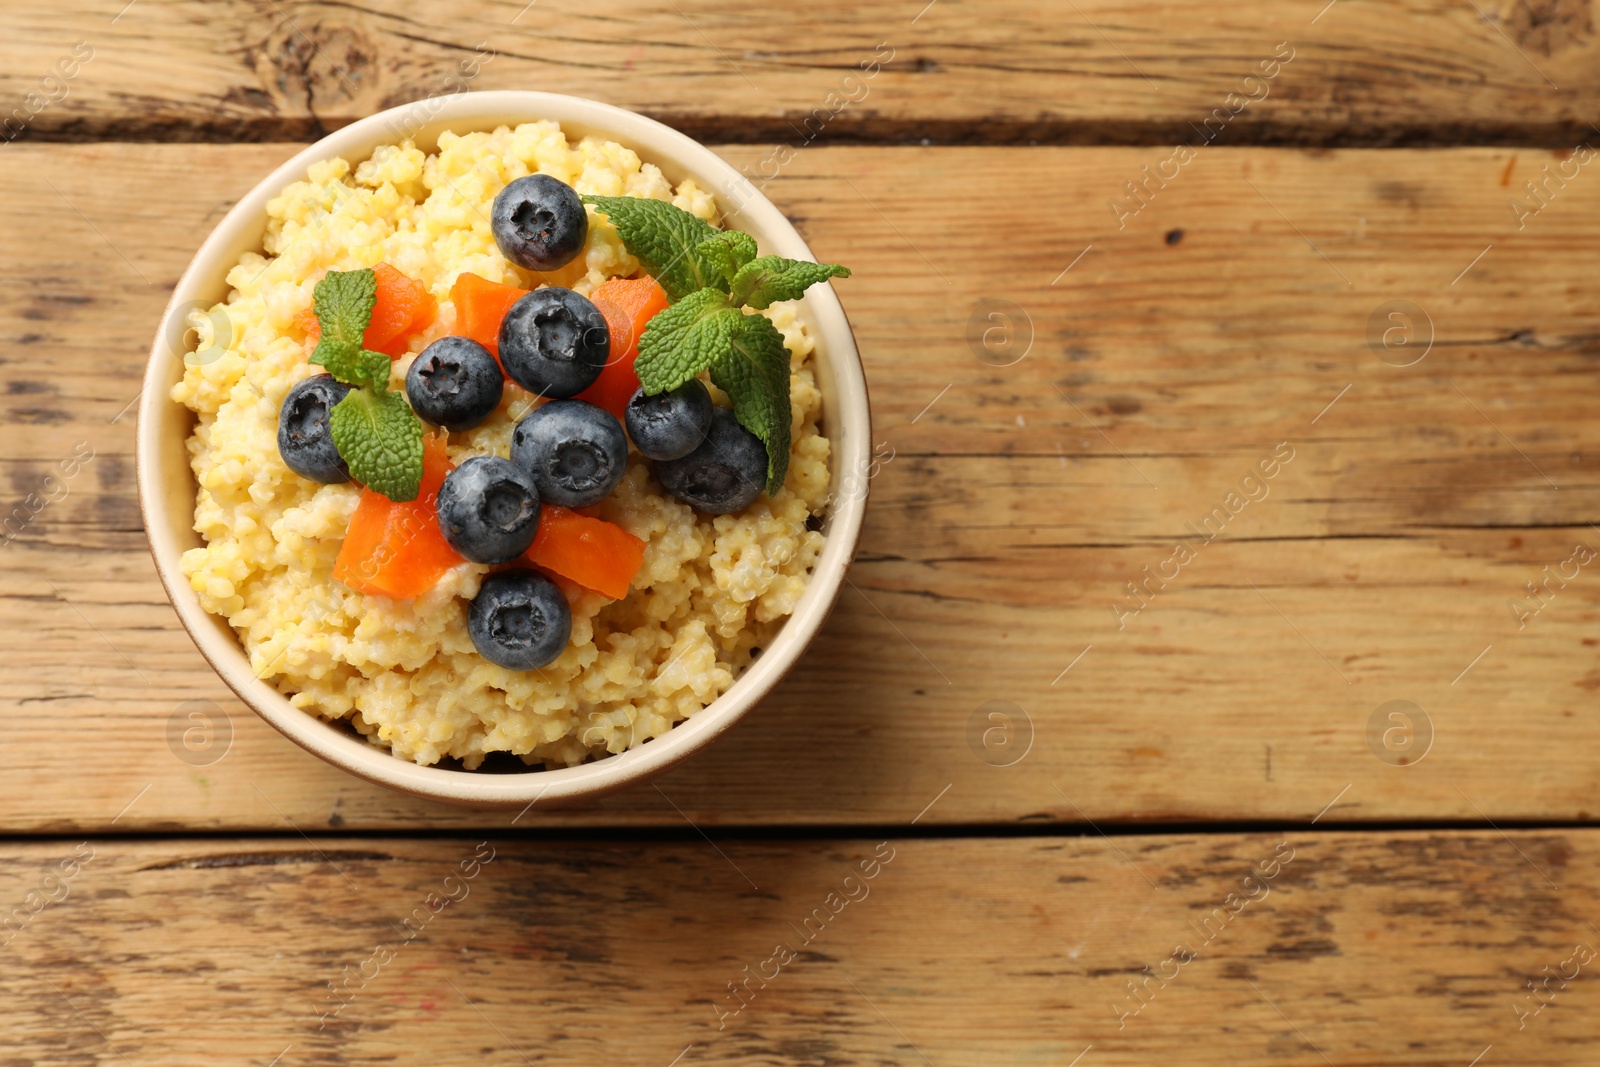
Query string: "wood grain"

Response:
xmin=0 ymin=0 xmax=1597 ymax=146
xmin=8 ymin=5 xmax=1592 ymax=1062
xmin=4 ymin=830 xmax=1599 ymax=1064
xmin=4 ymin=142 xmax=1600 ymax=832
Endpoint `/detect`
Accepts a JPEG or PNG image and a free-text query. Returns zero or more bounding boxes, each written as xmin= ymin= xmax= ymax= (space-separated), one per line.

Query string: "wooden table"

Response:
xmin=4 ymin=1 xmax=1600 ymax=1062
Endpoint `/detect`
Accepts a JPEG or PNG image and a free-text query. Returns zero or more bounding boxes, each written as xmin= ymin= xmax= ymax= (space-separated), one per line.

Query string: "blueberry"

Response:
xmin=277 ymin=373 xmax=352 ymax=483
xmin=625 ymin=379 xmax=713 ymax=461
xmin=510 ymin=398 xmax=628 ymax=508
xmin=435 ymin=456 xmax=542 ymax=564
xmin=498 ymin=287 xmax=609 ymax=398
xmin=405 ymin=336 xmax=504 ymax=431
xmin=654 ymin=407 xmax=767 ymax=514
xmin=468 ymin=569 xmax=572 ymax=671
xmin=491 ymin=174 xmax=588 ymax=272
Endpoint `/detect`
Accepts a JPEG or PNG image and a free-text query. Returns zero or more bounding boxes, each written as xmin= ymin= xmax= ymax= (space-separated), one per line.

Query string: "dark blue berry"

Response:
xmin=435 ymin=456 xmax=542 ymax=564
xmin=510 ymin=399 xmax=628 ymax=509
xmin=498 ymin=287 xmax=609 ymax=398
xmin=654 ymin=407 xmax=767 ymax=514
xmin=468 ymin=569 xmax=572 ymax=671
xmin=625 ymin=379 xmax=712 ymax=461
xmin=405 ymin=336 xmax=504 ymax=431
xmin=491 ymin=174 xmax=588 ymax=272
xmin=277 ymin=373 xmax=351 ymax=483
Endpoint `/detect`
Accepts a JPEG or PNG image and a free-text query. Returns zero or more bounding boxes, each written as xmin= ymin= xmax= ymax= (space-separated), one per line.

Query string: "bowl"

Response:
xmin=136 ymin=91 xmax=870 ymax=809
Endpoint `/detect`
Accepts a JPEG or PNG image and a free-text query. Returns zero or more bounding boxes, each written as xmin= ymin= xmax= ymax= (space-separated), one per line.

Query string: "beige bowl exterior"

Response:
xmin=136 ymin=91 xmax=870 ymax=809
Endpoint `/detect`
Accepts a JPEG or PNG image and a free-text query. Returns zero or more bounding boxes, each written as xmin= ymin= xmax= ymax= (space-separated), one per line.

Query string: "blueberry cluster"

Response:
xmin=276 ymin=171 xmax=781 ymax=673
xmin=438 ymin=391 xmax=628 ymax=672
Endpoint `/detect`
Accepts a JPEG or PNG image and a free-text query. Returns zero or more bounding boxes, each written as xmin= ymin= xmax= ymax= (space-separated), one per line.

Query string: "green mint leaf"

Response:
xmin=329 ymin=388 xmax=424 ymax=502
xmin=581 ymin=195 xmax=723 ymax=301
xmin=308 ymin=268 xmax=390 ymax=388
xmin=303 ymin=268 xmax=422 ymax=501
xmin=312 ymin=268 xmax=376 ymax=349
xmin=312 ymin=344 xmax=391 ymax=392
xmin=711 ymin=312 xmax=792 ymax=495
xmin=729 ymin=256 xmax=851 ymax=310
xmin=353 ymin=349 xmax=394 ymax=391
xmin=696 ymin=231 xmax=759 ymax=287
xmin=634 ymin=289 xmax=739 ymax=393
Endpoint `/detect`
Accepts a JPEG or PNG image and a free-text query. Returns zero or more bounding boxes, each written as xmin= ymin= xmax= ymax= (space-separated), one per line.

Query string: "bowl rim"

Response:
xmin=136 ymin=90 xmax=871 ymax=809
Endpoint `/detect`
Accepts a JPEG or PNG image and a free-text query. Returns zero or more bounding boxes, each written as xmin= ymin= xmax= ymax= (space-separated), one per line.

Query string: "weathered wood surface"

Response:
xmin=2 ymin=141 xmax=1598 ymax=832
xmin=8 ymin=2 xmax=1596 ymax=1062
xmin=4 ymin=831 xmax=1599 ymax=1064
xmin=1 ymin=0 xmax=1598 ymax=146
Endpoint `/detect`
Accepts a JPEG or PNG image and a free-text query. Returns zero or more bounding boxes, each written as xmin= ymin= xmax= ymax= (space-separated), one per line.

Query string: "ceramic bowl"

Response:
xmin=136 ymin=91 xmax=869 ymax=809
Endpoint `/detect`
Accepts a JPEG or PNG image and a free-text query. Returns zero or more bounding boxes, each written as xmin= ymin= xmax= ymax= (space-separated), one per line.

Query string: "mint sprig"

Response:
xmin=306 ymin=268 xmax=424 ymax=502
xmin=583 ymin=197 xmax=849 ymax=498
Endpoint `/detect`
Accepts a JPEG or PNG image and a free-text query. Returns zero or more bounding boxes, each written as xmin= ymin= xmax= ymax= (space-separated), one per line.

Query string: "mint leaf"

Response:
xmin=697 ymin=231 xmax=758 ymax=287
xmin=308 ymin=268 xmax=392 ymax=389
xmin=729 ymin=256 xmax=851 ymax=310
xmin=581 ymin=195 xmax=722 ymax=301
xmin=296 ymin=266 xmax=422 ymax=501
xmin=711 ymin=313 xmax=792 ymax=495
xmin=329 ymin=388 xmax=424 ymax=502
xmin=311 ymin=345 xmax=391 ymax=392
xmin=589 ymin=198 xmax=849 ymax=502
xmin=635 ymin=289 xmax=740 ymax=392
xmin=313 ymin=268 xmax=376 ymax=349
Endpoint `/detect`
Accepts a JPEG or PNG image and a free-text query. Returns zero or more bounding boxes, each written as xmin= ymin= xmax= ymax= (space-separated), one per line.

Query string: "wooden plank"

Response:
xmin=0 ymin=0 xmax=1597 ymax=146
xmin=4 ymin=143 xmax=1600 ymax=832
xmin=3 ymin=830 xmax=1598 ymax=1063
